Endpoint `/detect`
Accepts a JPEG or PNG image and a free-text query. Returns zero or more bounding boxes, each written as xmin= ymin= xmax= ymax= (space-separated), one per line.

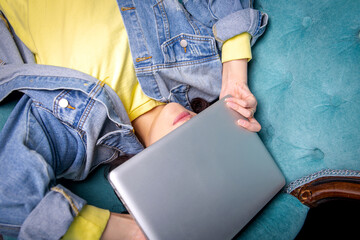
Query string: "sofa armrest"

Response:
xmin=290 ymin=176 xmax=360 ymax=208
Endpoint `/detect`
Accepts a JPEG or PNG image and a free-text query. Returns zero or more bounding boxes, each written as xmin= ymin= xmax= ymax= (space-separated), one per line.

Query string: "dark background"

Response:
xmin=295 ymin=199 xmax=360 ymax=239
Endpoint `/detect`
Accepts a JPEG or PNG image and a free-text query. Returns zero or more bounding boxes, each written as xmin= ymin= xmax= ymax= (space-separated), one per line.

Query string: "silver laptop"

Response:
xmin=109 ymin=97 xmax=285 ymax=240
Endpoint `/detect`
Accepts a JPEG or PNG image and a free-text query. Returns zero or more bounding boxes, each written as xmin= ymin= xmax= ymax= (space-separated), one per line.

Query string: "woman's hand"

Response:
xmin=101 ymin=213 xmax=146 ymax=240
xmin=220 ymin=59 xmax=261 ymax=132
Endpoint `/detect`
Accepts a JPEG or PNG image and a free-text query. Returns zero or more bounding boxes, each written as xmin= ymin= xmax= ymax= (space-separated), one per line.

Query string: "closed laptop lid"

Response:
xmin=109 ymin=97 xmax=285 ymax=240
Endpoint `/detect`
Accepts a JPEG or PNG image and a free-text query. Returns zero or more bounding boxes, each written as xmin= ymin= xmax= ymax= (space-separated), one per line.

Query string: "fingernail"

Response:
xmin=237 ymin=119 xmax=246 ymax=126
xmin=226 ymin=102 xmax=236 ymax=108
xmin=246 ymin=110 xmax=252 ymax=118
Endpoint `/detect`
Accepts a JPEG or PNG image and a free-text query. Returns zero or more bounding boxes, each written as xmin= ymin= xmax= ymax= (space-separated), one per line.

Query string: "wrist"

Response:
xmin=222 ymin=59 xmax=248 ymax=85
xmin=221 ymin=59 xmax=248 ymax=98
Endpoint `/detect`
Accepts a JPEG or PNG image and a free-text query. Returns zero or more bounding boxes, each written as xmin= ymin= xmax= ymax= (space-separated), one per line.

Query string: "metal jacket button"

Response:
xmin=180 ymin=39 xmax=188 ymax=48
xmin=59 ymin=98 xmax=69 ymax=108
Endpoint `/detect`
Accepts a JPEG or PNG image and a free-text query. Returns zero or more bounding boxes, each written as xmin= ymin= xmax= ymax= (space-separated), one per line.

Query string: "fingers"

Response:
xmin=237 ymin=118 xmax=262 ymax=132
xmin=226 ymin=94 xmax=257 ymax=107
xmin=225 ymin=98 xmax=256 ymax=119
xmin=225 ymin=98 xmax=261 ymax=132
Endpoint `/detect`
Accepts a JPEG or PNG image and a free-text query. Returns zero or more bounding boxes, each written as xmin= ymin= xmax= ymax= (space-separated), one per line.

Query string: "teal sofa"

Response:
xmin=1 ymin=0 xmax=360 ymax=239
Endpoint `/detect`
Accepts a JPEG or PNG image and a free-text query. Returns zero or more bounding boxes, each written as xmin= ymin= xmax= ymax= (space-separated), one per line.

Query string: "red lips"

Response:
xmin=173 ymin=111 xmax=192 ymax=125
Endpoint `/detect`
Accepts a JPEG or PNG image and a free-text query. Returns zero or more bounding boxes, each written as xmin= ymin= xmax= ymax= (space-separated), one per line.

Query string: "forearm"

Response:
xmin=221 ymin=59 xmax=248 ymax=98
xmin=101 ymin=213 xmax=145 ymax=240
xmin=220 ymin=32 xmax=251 ymax=98
xmin=62 ymin=206 xmax=145 ymax=240
xmin=220 ymin=37 xmax=261 ymax=132
xmin=223 ymin=59 xmax=248 ymax=83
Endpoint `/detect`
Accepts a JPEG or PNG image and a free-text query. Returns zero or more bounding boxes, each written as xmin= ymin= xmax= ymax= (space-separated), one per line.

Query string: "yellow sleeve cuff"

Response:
xmin=62 ymin=205 xmax=111 ymax=240
xmin=221 ymin=32 xmax=252 ymax=63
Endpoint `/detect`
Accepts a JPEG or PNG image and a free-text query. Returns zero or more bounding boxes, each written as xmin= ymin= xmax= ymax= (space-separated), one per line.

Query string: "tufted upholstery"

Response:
xmin=251 ymin=0 xmax=360 ymax=182
xmin=239 ymin=0 xmax=360 ymax=238
xmin=1 ymin=0 xmax=360 ymax=239
xmin=239 ymin=0 xmax=360 ymax=237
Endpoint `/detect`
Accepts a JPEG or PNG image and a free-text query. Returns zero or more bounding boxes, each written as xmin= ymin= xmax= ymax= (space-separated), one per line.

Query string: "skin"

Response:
xmin=132 ymin=102 xmax=197 ymax=147
xmin=101 ymin=59 xmax=261 ymax=239
xmin=221 ymin=59 xmax=261 ymax=132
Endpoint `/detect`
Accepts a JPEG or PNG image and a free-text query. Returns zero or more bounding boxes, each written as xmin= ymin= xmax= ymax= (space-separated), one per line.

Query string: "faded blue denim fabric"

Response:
xmin=0 ymin=1 xmax=267 ymax=238
xmin=0 ymin=66 xmax=145 ymax=239
xmin=181 ymin=0 xmax=267 ymax=46
xmin=117 ymin=0 xmax=268 ymax=108
xmin=0 ymin=19 xmax=144 ymax=238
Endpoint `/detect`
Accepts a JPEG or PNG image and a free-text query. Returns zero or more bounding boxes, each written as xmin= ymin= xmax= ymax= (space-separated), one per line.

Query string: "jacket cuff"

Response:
xmin=221 ymin=32 xmax=252 ymax=63
xmin=213 ymin=8 xmax=268 ymax=49
xmin=18 ymin=185 xmax=87 ymax=240
xmin=62 ymin=205 xmax=111 ymax=240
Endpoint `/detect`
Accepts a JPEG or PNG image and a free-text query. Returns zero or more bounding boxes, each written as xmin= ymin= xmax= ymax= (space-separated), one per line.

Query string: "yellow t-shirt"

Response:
xmin=1 ymin=1 xmax=252 ymax=239
xmin=0 ymin=0 xmax=251 ymax=121
xmin=0 ymin=0 xmax=164 ymax=121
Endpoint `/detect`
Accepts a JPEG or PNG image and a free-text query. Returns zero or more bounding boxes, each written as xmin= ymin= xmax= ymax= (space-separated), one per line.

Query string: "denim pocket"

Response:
xmin=169 ymin=84 xmax=191 ymax=110
xmin=161 ymin=34 xmax=218 ymax=63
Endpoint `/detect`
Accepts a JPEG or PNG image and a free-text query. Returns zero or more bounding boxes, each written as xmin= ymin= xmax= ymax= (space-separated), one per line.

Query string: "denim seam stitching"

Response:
xmin=98 ymin=88 xmax=123 ymax=127
xmin=184 ymin=8 xmax=201 ymax=34
xmin=154 ymin=0 xmax=171 ymax=41
xmin=78 ymin=98 xmax=95 ymax=130
xmin=138 ymin=55 xmax=220 ymax=71
xmin=133 ymin=9 xmax=152 ymax=63
xmin=32 ymin=100 xmax=50 ymax=112
xmin=51 ymin=187 xmax=80 ymax=215
xmin=90 ymin=80 xmax=103 ymax=98
xmin=181 ymin=5 xmax=201 ymax=35
xmin=24 ymin=102 xmax=32 ymax=147
xmin=207 ymin=3 xmax=219 ymax=20
xmin=77 ymin=82 xmax=103 ymax=129
xmin=135 ymin=55 xmax=220 ymax=73
xmin=253 ymin=11 xmax=262 ymax=36
xmin=88 ymin=80 xmax=101 ymax=97
xmin=33 ymin=103 xmax=53 ymax=115
xmin=162 ymin=34 xmax=215 ymax=48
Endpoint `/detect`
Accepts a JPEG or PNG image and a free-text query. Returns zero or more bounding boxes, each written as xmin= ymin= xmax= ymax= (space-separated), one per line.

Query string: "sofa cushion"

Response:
xmin=251 ymin=0 xmax=360 ymax=183
xmin=1 ymin=1 xmax=359 ymax=239
xmin=237 ymin=0 xmax=360 ymax=238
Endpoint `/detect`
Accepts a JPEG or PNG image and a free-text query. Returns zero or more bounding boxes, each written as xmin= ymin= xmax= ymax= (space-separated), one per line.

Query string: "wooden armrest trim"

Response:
xmin=290 ymin=176 xmax=360 ymax=207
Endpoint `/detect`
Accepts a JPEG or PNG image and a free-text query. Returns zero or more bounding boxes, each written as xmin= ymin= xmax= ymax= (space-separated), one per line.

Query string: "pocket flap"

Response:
xmin=161 ymin=34 xmax=217 ymax=63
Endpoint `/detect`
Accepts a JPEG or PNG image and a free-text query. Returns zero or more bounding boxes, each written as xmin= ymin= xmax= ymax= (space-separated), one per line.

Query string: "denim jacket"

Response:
xmin=0 ymin=1 xmax=267 ymax=239
xmin=118 ymin=0 xmax=268 ymax=107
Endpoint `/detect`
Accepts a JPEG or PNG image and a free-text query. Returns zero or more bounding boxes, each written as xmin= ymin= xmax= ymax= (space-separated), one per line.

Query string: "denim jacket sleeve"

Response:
xmin=0 ymin=13 xmax=143 ymax=239
xmin=181 ymin=0 xmax=268 ymax=47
